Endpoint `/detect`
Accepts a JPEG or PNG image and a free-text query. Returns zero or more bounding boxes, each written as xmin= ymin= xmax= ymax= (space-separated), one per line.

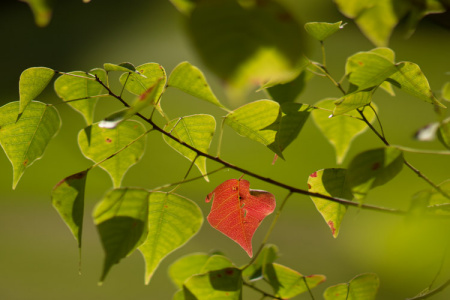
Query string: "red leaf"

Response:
xmin=205 ymin=179 xmax=276 ymax=257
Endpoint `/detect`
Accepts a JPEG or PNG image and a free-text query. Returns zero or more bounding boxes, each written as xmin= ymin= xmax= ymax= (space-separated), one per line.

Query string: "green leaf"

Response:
xmin=389 ymin=62 xmax=446 ymax=108
xmin=369 ymin=48 xmax=396 ymax=96
xmin=333 ymin=90 xmax=373 ymax=116
xmin=168 ymin=62 xmax=226 ymax=109
xmin=345 ymin=52 xmax=397 ymax=92
xmin=100 ymin=78 xmax=165 ymax=129
xmin=266 ymin=102 xmax=313 ymax=159
xmin=404 ymin=0 xmax=445 ymax=38
xmin=78 ymin=120 xmax=146 ymax=188
xmin=242 ymin=244 xmax=278 ymax=281
xmin=104 ymin=62 xmax=138 ymax=73
xmin=93 ymin=188 xmax=149 ymax=283
xmin=312 ymin=99 xmax=376 ymax=163
xmin=442 ymin=82 xmax=450 ymax=102
xmin=266 ymin=70 xmax=314 ymax=104
xmin=308 ymin=169 xmax=353 ymax=237
xmin=169 ymin=253 xmax=210 ymax=288
xmin=437 ymin=118 xmax=450 ymax=150
xmin=19 ymin=67 xmax=55 ymax=114
xmin=54 ymin=69 xmax=107 ymax=125
xmin=51 ymin=170 xmax=88 ymax=252
xmin=21 ymin=0 xmax=53 ymax=27
xmin=187 ymin=0 xmax=306 ymax=99
xmin=169 ymin=0 xmax=197 ymax=15
xmin=347 ymin=147 xmax=404 ymax=200
xmin=0 ymin=101 xmax=61 ymax=189
xmin=334 ymin=0 xmax=410 ymax=47
xmin=323 ymin=273 xmax=380 ymax=300
xmin=183 ymin=268 xmax=242 ymax=300
xmin=201 ymin=255 xmax=234 ymax=273
xmin=163 ymin=114 xmax=215 ymax=182
xmin=424 ymin=180 xmax=450 ymax=215
xmin=139 ymin=192 xmax=203 ymax=284
xmin=119 ymin=63 xmax=166 ymax=97
xmin=225 ymin=99 xmax=278 ymax=144
xmin=264 ymin=263 xmax=326 ymax=298
xmin=304 ymin=21 xmax=344 ymax=41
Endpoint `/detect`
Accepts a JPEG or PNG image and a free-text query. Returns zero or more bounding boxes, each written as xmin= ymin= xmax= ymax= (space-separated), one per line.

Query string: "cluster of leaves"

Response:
xmin=7 ymin=0 xmax=450 ymax=299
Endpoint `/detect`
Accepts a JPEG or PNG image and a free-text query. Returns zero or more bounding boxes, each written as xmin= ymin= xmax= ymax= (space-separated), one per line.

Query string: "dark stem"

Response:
xmin=243 ymin=281 xmax=283 ymax=300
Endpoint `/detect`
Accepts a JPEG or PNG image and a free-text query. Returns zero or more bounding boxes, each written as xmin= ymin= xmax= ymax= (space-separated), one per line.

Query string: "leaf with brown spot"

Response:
xmin=206 ymin=179 xmax=276 ymax=257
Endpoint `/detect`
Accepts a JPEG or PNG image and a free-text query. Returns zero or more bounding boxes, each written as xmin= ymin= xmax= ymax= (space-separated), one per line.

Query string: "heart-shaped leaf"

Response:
xmin=308 ymin=169 xmax=353 ymax=237
xmin=304 ymin=21 xmax=344 ymax=41
xmin=78 ymin=120 xmax=146 ymax=187
xmin=163 ymin=114 xmax=215 ymax=182
xmin=264 ymin=263 xmax=326 ymax=298
xmin=345 ymin=52 xmax=397 ymax=92
xmin=0 ymin=101 xmax=61 ymax=189
xmin=205 ymin=179 xmax=276 ymax=257
xmin=266 ymin=70 xmax=314 ymax=104
xmin=168 ymin=61 xmax=226 ymax=109
xmin=104 ymin=62 xmax=138 ymax=73
xmin=93 ymin=188 xmax=150 ymax=284
xmin=312 ymin=99 xmax=376 ymax=163
xmin=19 ymin=67 xmax=55 ymax=114
xmin=368 ymin=48 xmax=396 ymax=95
xmin=139 ymin=192 xmax=203 ymax=284
xmin=347 ymin=147 xmax=404 ymax=200
xmin=323 ymin=273 xmax=379 ymax=300
xmin=51 ymin=170 xmax=88 ymax=253
xmin=54 ymin=68 xmax=107 ymax=124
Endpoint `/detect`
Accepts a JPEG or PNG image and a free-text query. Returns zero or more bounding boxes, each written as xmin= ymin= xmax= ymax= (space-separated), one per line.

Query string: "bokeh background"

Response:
xmin=1 ymin=0 xmax=450 ymax=299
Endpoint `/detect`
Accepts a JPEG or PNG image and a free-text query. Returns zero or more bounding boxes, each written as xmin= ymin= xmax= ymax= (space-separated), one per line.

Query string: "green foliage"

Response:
xmin=6 ymin=1 xmax=450 ymax=299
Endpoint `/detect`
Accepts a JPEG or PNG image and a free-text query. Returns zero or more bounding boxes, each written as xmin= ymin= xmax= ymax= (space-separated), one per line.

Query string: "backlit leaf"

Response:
xmin=0 ymin=101 xmax=61 ymax=189
xmin=323 ymin=273 xmax=379 ymax=300
xmin=78 ymin=120 xmax=146 ymax=187
xmin=369 ymin=48 xmax=396 ymax=95
xmin=100 ymin=78 xmax=164 ymax=129
xmin=187 ymin=0 xmax=306 ymax=99
xmin=389 ymin=62 xmax=445 ymax=108
xmin=264 ymin=263 xmax=326 ymax=298
xmin=304 ymin=21 xmax=344 ymax=41
xmin=119 ymin=63 xmax=166 ymax=97
xmin=347 ymin=147 xmax=404 ymax=200
xmin=242 ymin=244 xmax=279 ymax=281
xmin=308 ymin=169 xmax=353 ymax=237
xmin=169 ymin=253 xmax=210 ymax=288
xmin=139 ymin=192 xmax=203 ymax=284
xmin=205 ymin=179 xmax=276 ymax=257
xmin=332 ymin=90 xmax=373 ymax=116
xmin=312 ymin=99 xmax=376 ymax=163
xmin=201 ymin=255 xmax=234 ymax=273
xmin=168 ymin=61 xmax=226 ymax=109
xmin=19 ymin=67 xmax=55 ymax=114
xmin=93 ymin=188 xmax=150 ymax=283
xmin=163 ymin=114 xmax=215 ymax=182
xmin=424 ymin=180 xmax=450 ymax=215
xmin=54 ymin=69 xmax=107 ymax=124
xmin=225 ymin=99 xmax=279 ymax=148
xmin=183 ymin=267 xmax=242 ymax=300
xmin=51 ymin=170 xmax=88 ymax=252
xmin=345 ymin=52 xmax=397 ymax=92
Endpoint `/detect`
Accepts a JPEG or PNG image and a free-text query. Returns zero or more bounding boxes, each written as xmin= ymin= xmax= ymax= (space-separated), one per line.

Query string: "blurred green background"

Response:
xmin=1 ymin=0 xmax=450 ymax=299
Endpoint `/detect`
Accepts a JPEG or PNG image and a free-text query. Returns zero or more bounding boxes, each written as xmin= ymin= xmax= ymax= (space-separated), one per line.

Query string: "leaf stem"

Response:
xmin=407 ymin=279 xmax=450 ymax=300
xmin=303 ymin=276 xmax=315 ymax=300
xmin=169 ymin=155 xmax=198 ymax=193
xmin=320 ymin=41 xmax=326 ymax=68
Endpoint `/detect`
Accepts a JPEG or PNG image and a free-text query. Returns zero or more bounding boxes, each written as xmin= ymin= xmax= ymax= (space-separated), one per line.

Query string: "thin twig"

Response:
xmin=243 ymin=281 xmax=283 ymax=300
